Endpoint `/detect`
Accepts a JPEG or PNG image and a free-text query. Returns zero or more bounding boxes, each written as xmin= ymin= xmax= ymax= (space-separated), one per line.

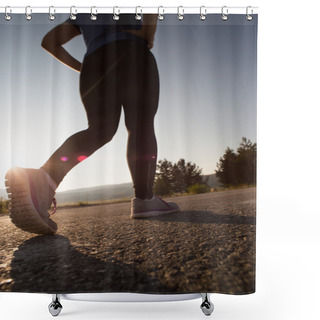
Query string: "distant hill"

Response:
xmin=55 ymin=183 xmax=134 ymax=204
xmin=0 ymin=174 xmax=221 ymax=203
xmin=0 ymin=183 xmax=134 ymax=203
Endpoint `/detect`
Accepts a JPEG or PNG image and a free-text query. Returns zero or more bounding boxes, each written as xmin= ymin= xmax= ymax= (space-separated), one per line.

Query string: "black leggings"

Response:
xmin=42 ymin=40 xmax=159 ymax=199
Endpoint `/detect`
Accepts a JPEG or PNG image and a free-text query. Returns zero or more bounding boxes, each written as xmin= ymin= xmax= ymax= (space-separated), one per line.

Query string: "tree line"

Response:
xmin=153 ymin=137 xmax=256 ymax=196
xmin=215 ymin=137 xmax=256 ymax=187
xmin=153 ymin=158 xmax=209 ymax=196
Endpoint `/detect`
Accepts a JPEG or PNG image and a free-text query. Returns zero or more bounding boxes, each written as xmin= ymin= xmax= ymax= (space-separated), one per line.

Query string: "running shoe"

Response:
xmin=131 ymin=196 xmax=180 ymax=219
xmin=5 ymin=167 xmax=58 ymax=234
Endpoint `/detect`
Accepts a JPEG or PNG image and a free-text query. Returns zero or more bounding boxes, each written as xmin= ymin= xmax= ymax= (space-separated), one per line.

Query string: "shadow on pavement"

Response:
xmin=148 ymin=211 xmax=255 ymax=225
xmin=10 ymin=235 xmax=171 ymax=293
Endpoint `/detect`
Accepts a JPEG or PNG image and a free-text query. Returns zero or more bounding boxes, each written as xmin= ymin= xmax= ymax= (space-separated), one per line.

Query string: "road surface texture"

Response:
xmin=0 ymin=188 xmax=256 ymax=294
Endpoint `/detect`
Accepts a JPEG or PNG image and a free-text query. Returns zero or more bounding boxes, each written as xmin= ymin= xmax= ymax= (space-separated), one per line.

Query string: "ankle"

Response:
xmin=40 ymin=169 xmax=58 ymax=190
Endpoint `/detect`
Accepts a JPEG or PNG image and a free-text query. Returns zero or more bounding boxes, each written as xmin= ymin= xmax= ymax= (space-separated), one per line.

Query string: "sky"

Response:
xmin=0 ymin=14 xmax=257 ymax=192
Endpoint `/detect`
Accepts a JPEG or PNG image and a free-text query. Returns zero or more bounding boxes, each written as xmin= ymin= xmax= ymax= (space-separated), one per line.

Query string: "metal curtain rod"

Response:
xmin=0 ymin=6 xmax=258 ymax=15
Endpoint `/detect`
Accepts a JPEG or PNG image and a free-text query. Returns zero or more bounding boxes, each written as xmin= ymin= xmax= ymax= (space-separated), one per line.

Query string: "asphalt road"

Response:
xmin=0 ymin=188 xmax=256 ymax=294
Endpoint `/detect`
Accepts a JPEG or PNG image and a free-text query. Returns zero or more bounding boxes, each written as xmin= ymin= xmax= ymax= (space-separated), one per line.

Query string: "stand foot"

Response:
xmin=48 ymin=294 xmax=63 ymax=317
xmin=200 ymin=293 xmax=214 ymax=316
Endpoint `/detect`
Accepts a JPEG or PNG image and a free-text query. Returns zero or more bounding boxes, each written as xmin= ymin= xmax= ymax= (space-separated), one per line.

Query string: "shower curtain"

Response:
xmin=0 ymin=8 xmax=257 ymax=295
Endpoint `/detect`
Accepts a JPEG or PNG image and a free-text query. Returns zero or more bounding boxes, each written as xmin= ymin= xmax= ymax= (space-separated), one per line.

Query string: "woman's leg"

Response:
xmin=118 ymin=42 xmax=180 ymax=218
xmin=119 ymin=42 xmax=160 ymax=200
xmin=41 ymin=42 xmax=123 ymax=186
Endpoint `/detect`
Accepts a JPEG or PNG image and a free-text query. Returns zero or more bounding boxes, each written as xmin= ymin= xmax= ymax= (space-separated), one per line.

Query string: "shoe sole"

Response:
xmin=131 ymin=207 xmax=180 ymax=219
xmin=5 ymin=167 xmax=57 ymax=235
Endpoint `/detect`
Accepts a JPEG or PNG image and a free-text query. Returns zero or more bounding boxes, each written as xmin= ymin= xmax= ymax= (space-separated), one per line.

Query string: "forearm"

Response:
xmin=41 ymin=22 xmax=82 ymax=72
xmin=42 ymin=43 xmax=82 ymax=72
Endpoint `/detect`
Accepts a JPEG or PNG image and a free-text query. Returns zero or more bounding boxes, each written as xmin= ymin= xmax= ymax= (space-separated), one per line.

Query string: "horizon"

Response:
xmin=1 ymin=172 xmax=221 ymax=196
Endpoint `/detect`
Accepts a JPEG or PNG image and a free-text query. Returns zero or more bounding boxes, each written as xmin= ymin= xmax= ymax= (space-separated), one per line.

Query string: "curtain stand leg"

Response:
xmin=48 ymin=294 xmax=63 ymax=317
xmin=200 ymin=293 xmax=214 ymax=316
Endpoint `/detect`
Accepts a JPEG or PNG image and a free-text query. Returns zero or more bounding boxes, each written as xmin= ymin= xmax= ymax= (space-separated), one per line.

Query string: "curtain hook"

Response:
xmin=200 ymin=6 xmax=207 ymax=20
xmin=90 ymin=6 xmax=97 ymax=21
xmin=246 ymin=6 xmax=253 ymax=21
xmin=49 ymin=6 xmax=55 ymax=21
xmin=135 ymin=6 xmax=142 ymax=20
xmin=70 ymin=6 xmax=77 ymax=20
xmin=177 ymin=6 xmax=184 ymax=21
xmin=113 ymin=6 xmax=120 ymax=21
xmin=25 ymin=6 xmax=32 ymax=21
xmin=158 ymin=6 xmax=164 ymax=21
xmin=5 ymin=6 xmax=12 ymax=21
xmin=221 ymin=6 xmax=228 ymax=21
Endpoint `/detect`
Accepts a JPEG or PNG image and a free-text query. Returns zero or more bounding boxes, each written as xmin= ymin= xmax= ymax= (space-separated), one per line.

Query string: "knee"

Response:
xmin=87 ymin=123 xmax=118 ymax=146
xmin=125 ymin=119 xmax=155 ymax=136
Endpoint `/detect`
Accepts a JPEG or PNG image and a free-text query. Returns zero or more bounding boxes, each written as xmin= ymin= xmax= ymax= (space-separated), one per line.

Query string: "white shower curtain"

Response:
xmin=0 ymin=8 xmax=257 ymax=295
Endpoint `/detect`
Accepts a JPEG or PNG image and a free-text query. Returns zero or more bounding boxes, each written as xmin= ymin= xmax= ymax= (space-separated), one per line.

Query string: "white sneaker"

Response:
xmin=5 ymin=167 xmax=58 ymax=234
xmin=131 ymin=196 xmax=180 ymax=219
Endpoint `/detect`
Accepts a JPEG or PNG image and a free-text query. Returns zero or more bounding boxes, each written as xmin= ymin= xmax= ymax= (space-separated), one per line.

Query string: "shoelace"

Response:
xmin=50 ymin=197 xmax=57 ymax=216
xmin=155 ymin=195 xmax=172 ymax=208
